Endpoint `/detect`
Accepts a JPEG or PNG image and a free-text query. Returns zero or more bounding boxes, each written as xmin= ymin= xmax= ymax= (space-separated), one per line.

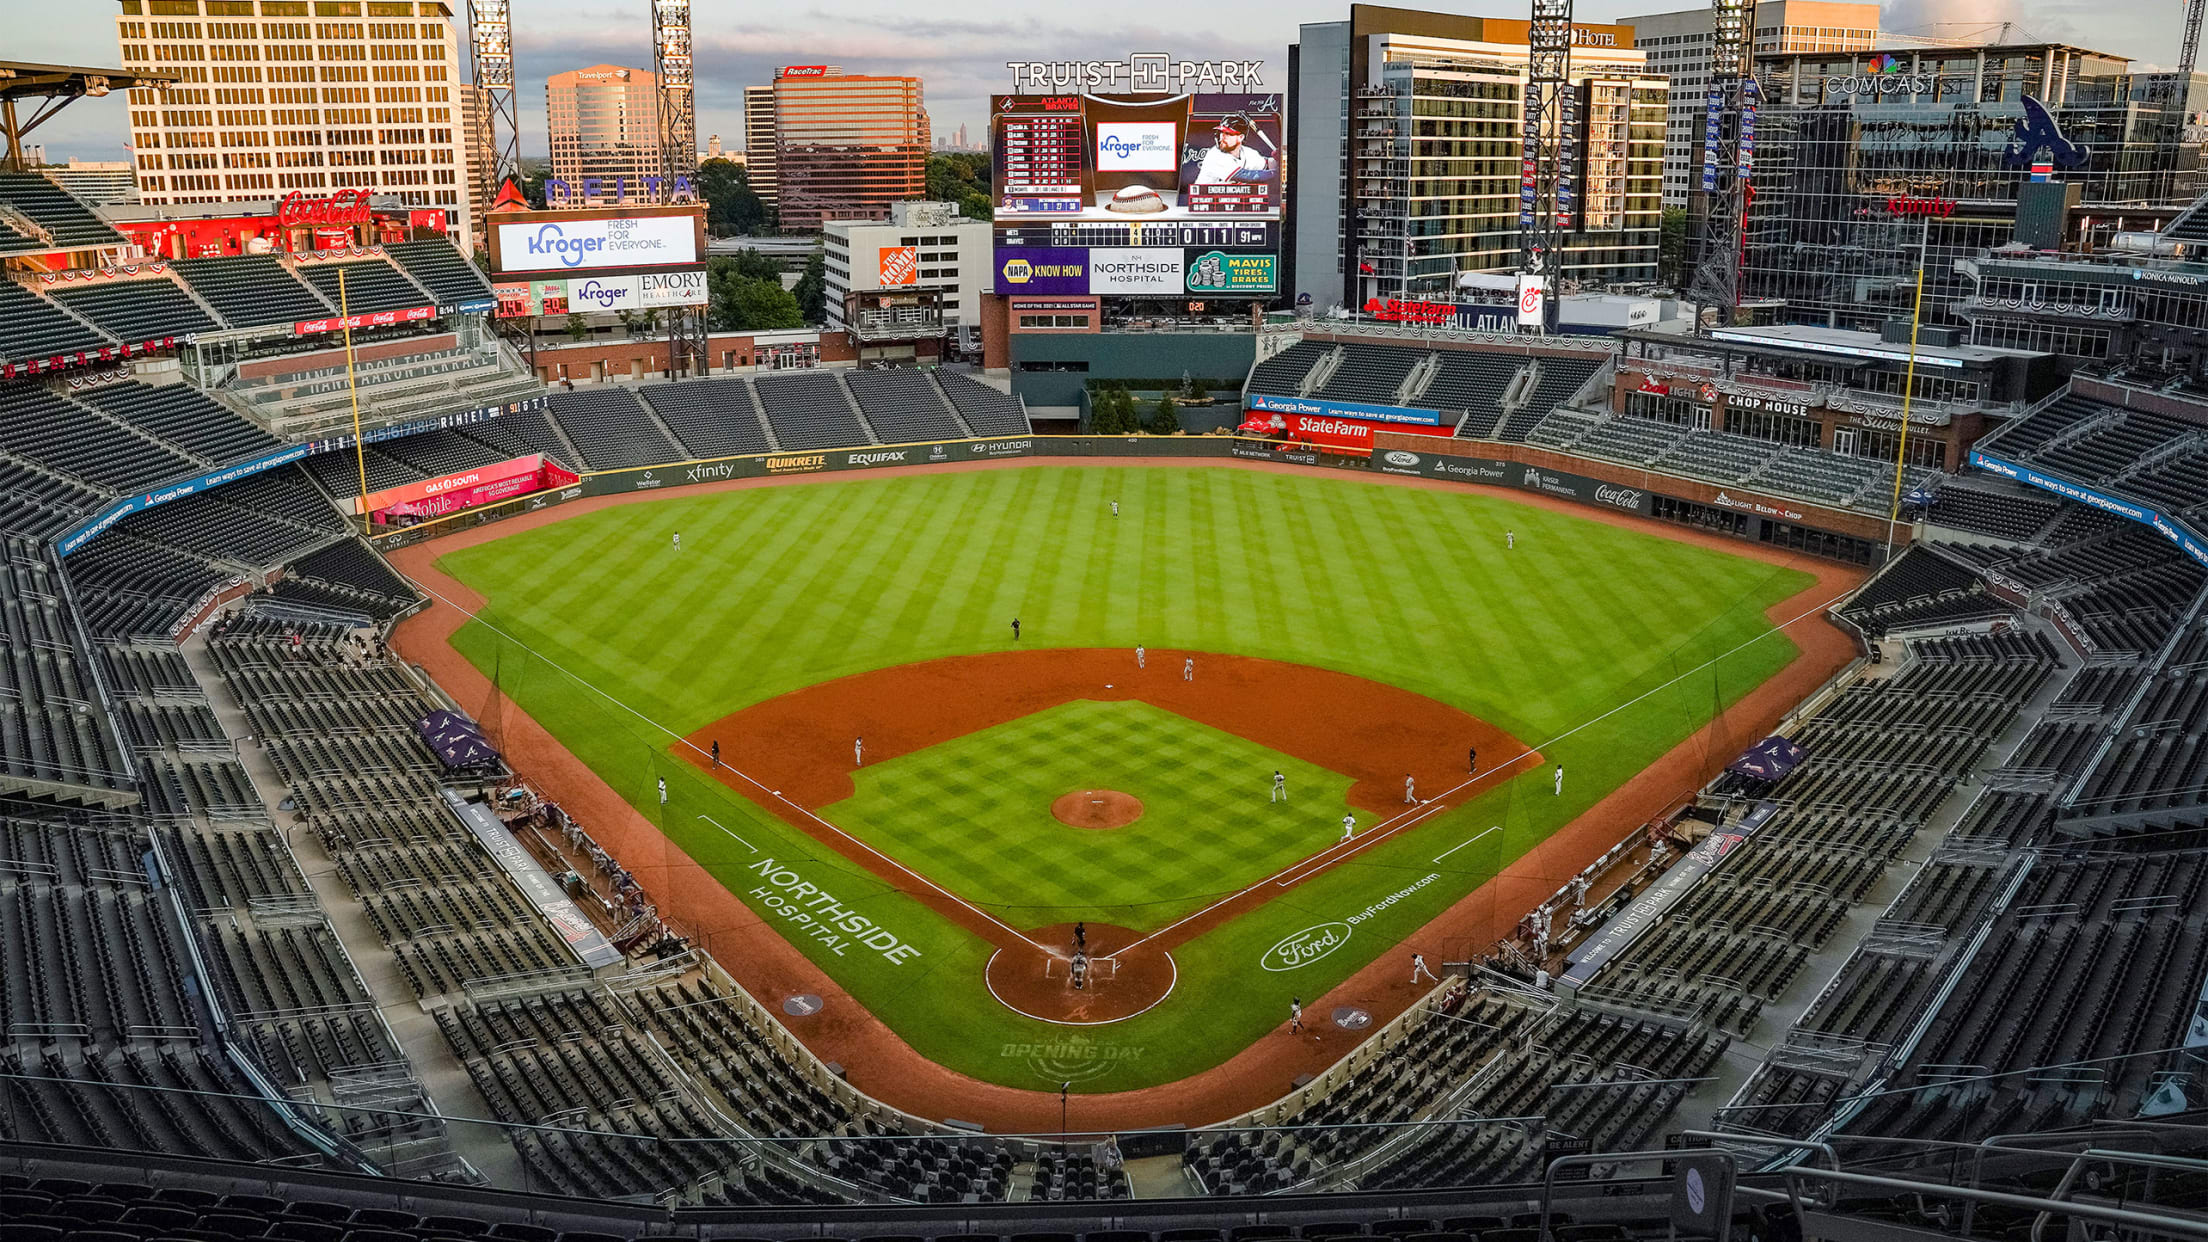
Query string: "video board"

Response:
xmin=992 ymin=92 xmax=1283 ymax=298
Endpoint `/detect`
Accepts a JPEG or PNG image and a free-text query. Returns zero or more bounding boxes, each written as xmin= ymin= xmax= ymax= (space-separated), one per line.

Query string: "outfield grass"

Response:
xmin=438 ymin=465 xmax=1817 ymax=1093
xmin=829 ymin=700 xmax=1356 ymax=931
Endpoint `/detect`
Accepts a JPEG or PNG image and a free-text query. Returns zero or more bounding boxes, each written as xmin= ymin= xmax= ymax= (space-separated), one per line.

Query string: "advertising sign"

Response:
xmin=639 ymin=268 xmax=706 ymax=307
xmin=563 ymin=275 xmax=642 ymax=313
xmin=1094 ymin=122 xmax=1181 ymax=171
xmin=1088 ymin=247 xmax=1183 ymax=295
xmin=491 ymin=210 xmax=702 ymax=276
xmin=994 ymin=246 xmax=1090 ymax=294
xmin=1517 ymin=274 xmax=1546 ymax=327
xmin=1246 ymin=392 xmax=1442 ymax=426
xmin=294 ymin=305 xmax=437 ymax=336
xmin=879 ymin=245 xmax=919 ymax=286
xmin=1186 ymin=250 xmax=1277 ymax=294
xmin=355 ymin=455 xmax=571 ymax=517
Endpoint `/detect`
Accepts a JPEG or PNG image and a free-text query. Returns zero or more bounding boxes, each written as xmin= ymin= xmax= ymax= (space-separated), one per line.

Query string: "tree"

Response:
xmin=1659 ymin=206 xmax=1689 ymax=288
xmin=616 ymin=308 xmax=636 ymax=336
xmin=1149 ymin=394 xmax=1181 ymax=436
xmin=925 ymin=152 xmax=990 ymax=202
xmin=564 ymin=313 xmax=589 ymax=341
xmin=640 ymin=307 xmax=661 ymax=334
xmin=793 ymin=250 xmax=827 ymax=324
xmin=697 ymin=157 xmax=772 ymax=236
xmin=959 ymin=191 xmax=992 ymax=221
xmin=1090 ymin=384 xmax=1131 ymax=434
xmin=730 ymin=279 xmax=804 ymax=331
xmin=1187 ymin=376 xmax=1210 ymax=403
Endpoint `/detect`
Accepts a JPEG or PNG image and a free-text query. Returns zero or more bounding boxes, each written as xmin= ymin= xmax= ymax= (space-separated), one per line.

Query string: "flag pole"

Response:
xmin=1884 ymin=212 xmax=1929 ymax=563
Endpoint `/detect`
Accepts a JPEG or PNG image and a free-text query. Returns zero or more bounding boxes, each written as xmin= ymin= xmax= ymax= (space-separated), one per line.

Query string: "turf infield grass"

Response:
xmin=830 ymin=699 xmax=1358 ymax=931
xmin=438 ymin=464 xmax=1818 ymax=1093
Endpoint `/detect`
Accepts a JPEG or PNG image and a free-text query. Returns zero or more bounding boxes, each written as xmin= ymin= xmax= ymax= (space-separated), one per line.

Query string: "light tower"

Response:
xmin=1519 ymin=0 xmax=1575 ymax=330
xmin=1686 ymin=0 xmax=1755 ymax=329
xmin=650 ymin=0 xmax=707 ymax=379
xmin=465 ymin=0 xmax=520 ymax=209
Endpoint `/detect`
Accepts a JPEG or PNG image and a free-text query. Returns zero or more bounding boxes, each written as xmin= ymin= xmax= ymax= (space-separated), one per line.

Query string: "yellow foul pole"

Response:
xmin=339 ymin=267 xmax=371 ymax=535
xmin=1885 ymin=213 xmax=1929 ymax=561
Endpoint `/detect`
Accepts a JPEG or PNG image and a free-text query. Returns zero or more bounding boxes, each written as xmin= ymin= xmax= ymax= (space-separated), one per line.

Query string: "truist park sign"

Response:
xmin=1009 ymin=54 xmax=1264 ymax=92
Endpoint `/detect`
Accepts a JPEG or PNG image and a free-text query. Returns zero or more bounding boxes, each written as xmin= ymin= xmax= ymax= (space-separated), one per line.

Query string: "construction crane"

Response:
xmin=1686 ymin=0 xmax=1755 ymax=329
xmin=2182 ymin=0 xmax=2205 ymax=86
xmin=1518 ymin=0 xmax=1576 ymax=330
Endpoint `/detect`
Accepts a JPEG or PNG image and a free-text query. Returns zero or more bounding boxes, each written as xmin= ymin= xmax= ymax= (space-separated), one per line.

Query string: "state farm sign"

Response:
xmin=277 ymin=189 xmax=374 ymax=227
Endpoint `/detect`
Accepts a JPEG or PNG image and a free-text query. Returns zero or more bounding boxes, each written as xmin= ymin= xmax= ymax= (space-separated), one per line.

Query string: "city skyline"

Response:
xmin=0 ymin=0 xmax=2158 ymax=164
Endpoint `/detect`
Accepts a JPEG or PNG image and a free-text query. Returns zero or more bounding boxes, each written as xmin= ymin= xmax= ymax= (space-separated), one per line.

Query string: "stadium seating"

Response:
xmin=294 ymin=258 xmax=436 ymax=316
xmin=1926 ymin=482 xmax=2060 ymax=541
xmin=936 ymin=370 xmax=1031 ymax=436
xmin=0 ymin=383 xmax=201 ymax=492
xmin=385 ymin=239 xmax=497 ymax=306
xmin=1243 ymin=339 xmax=1332 ymax=397
xmin=46 ymin=275 xmax=222 ymax=342
xmin=76 ymin=381 xmax=280 ymax=464
xmin=844 ymin=367 xmax=968 ymax=442
xmin=1837 ymin=546 xmax=2007 ymax=637
xmin=1424 ymin=350 xmax=1528 ymax=436
xmin=0 ymin=171 xmax=128 ymax=250
xmin=0 ymin=280 xmax=111 ymax=367
xmin=755 ymin=370 xmax=870 ymax=450
xmin=173 ymin=255 xmax=331 ymax=328
xmin=546 ymin=387 xmax=686 ymax=469
xmin=1314 ymin=343 xmax=1425 ymax=404
xmin=637 ymin=378 xmax=775 ymax=458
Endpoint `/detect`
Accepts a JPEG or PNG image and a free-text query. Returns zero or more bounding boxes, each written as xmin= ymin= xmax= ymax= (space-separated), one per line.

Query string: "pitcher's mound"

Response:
xmin=1053 ymin=789 xmax=1143 ymax=829
xmin=985 ymin=923 xmax=1176 ymax=1025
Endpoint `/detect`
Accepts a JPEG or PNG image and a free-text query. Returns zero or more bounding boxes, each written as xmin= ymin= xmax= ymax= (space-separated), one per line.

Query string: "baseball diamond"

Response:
xmin=393 ymin=461 xmax=1855 ymax=1121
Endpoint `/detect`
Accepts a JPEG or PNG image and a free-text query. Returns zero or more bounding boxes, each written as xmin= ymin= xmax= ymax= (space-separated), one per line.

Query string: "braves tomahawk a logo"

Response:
xmin=2004 ymin=95 xmax=2090 ymax=171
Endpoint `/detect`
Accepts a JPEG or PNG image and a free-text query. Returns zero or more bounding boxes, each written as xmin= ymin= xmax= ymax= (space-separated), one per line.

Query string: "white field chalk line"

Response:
xmin=696 ymin=814 xmax=757 ymax=854
xmin=1104 ymin=583 xmax=1855 ymax=960
xmin=1433 ymin=825 xmax=1503 ymax=864
xmin=400 ymin=575 xmax=1051 ymax=953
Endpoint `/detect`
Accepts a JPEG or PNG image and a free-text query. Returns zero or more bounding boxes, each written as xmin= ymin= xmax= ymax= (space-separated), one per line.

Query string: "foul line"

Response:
xmin=398 ymin=575 xmax=1051 ymax=953
xmin=696 ymin=814 xmax=757 ymax=854
xmin=1101 ymin=582 xmax=1858 ymax=960
xmin=1433 ymin=825 xmax=1503 ymax=864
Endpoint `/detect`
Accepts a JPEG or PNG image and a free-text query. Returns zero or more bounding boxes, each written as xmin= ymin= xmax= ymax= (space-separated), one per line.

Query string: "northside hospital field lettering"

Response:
xmin=747 ymin=857 xmax=924 ymax=964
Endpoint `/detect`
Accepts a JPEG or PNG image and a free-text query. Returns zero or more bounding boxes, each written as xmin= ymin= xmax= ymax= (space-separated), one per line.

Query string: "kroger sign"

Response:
xmin=494 ymin=214 xmax=698 ymax=276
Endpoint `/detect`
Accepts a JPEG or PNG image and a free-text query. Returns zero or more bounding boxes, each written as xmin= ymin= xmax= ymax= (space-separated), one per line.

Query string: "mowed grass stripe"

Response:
xmin=439 ymin=466 xmax=1818 ymax=1090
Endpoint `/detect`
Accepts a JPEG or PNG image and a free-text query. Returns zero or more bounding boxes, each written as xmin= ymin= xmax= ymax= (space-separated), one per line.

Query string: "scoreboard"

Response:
xmin=991 ymin=91 xmax=1284 ymax=298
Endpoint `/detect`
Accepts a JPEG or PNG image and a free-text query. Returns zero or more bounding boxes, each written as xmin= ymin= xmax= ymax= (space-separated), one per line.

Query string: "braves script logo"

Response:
xmin=1262 ymin=922 xmax=1352 ymax=971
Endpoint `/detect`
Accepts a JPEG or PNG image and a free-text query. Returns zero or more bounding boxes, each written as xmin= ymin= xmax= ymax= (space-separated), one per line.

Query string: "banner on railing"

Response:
xmin=1970 ymin=449 xmax=2208 ymax=571
xmin=58 ymin=442 xmax=311 ymax=556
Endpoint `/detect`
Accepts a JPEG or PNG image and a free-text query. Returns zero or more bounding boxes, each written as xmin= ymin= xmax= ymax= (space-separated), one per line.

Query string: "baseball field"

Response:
xmin=424 ymin=464 xmax=1824 ymax=1096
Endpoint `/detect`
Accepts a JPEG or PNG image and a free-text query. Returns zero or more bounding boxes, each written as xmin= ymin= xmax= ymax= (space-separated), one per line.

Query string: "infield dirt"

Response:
xmin=387 ymin=456 xmax=1863 ymax=1131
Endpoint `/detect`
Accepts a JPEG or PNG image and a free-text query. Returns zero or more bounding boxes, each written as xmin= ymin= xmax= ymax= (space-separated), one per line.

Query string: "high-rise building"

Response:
xmin=545 ymin=64 xmax=663 ymax=196
xmin=112 ymin=0 xmax=473 ymax=245
xmin=1288 ymin=5 xmax=1667 ymax=312
xmin=1744 ymin=42 xmax=2206 ymax=331
xmin=772 ymin=68 xmax=929 ymax=234
xmin=705 ymin=133 xmax=723 ymax=158
xmin=1616 ymin=1 xmax=1879 ymax=206
xmin=743 ymin=84 xmax=779 ymax=210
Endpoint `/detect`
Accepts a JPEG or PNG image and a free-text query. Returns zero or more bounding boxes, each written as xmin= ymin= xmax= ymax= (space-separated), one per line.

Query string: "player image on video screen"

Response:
xmin=1178 ymin=94 xmax=1282 ymax=216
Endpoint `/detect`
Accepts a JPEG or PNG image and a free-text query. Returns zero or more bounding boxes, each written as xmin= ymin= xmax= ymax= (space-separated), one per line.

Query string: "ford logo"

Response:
xmin=1383 ymin=451 xmax=1420 ymax=467
xmin=1261 ymin=922 xmax=1352 ymax=972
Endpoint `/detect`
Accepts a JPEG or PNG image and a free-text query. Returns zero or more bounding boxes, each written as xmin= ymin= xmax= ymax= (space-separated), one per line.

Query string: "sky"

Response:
xmin=1 ymin=0 xmax=2148 ymax=164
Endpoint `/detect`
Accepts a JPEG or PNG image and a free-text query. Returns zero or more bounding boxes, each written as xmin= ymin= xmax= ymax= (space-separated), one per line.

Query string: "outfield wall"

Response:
xmin=368 ymin=431 xmax=1898 ymax=563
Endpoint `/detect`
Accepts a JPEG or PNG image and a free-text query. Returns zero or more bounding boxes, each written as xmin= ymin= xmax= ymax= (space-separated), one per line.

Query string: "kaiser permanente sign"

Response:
xmin=1969 ymin=447 xmax=2208 ymax=571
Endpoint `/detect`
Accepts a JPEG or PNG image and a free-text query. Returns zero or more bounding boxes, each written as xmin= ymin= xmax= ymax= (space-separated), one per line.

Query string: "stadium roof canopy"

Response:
xmin=1 ymin=61 xmax=178 ymax=171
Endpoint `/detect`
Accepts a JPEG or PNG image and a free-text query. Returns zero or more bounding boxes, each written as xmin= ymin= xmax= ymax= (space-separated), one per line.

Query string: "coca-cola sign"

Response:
xmin=277 ymin=189 xmax=375 ymax=227
xmin=1594 ymin=484 xmax=1645 ymax=511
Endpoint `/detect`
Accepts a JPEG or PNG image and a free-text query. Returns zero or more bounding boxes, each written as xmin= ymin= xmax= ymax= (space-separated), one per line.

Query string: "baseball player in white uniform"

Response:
xmin=1404 ymin=774 xmax=1417 ymax=804
xmin=1194 ymin=118 xmax=1277 ymax=184
xmin=1412 ymin=953 xmax=1438 ymax=984
xmin=1112 ymin=501 xmax=1119 ymax=517
xmin=1554 ymin=764 xmax=1564 ymax=796
xmin=1136 ymin=645 xmax=1145 ymax=670
xmin=1182 ymin=657 xmax=1194 ymax=681
xmin=1340 ymin=813 xmax=1356 ymax=842
xmin=855 ymin=736 xmax=864 ymax=767
xmin=657 ymin=777 xmax=667 ymax=806
xmin=1271 ymin=770 xmax=1286 ymax=803
xmin=1506 ymin=530 xmax=1514 ymax=550
xmin=1288 ymin=997 xmax=1303 ymax=1034
xmin=672 ymin=531 xmax=681 ymax=552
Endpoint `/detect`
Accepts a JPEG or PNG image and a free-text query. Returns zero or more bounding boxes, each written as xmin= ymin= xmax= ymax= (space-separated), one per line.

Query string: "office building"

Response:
xmin=460 ymin=82 xmax=494 ymax=237
xmin=1745 ymin=42 xmax=2206 ymax=331
xmin=822 ymin=200 xmax=991 ymax=359
xmin=744 ymin=84 xmax=779 ymax=210
xmin=112 ymin=0 xmax=473 ymax=245
xmin=772 ymin=68 xmax=929 ymax=234
xmin=545 ymin=64 xmax=663 ymax=195
xmin=1617 ymin=0 xmax=1878 ymax=205
xmin=1288 ymin=5 xmax=1667 ymax=312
